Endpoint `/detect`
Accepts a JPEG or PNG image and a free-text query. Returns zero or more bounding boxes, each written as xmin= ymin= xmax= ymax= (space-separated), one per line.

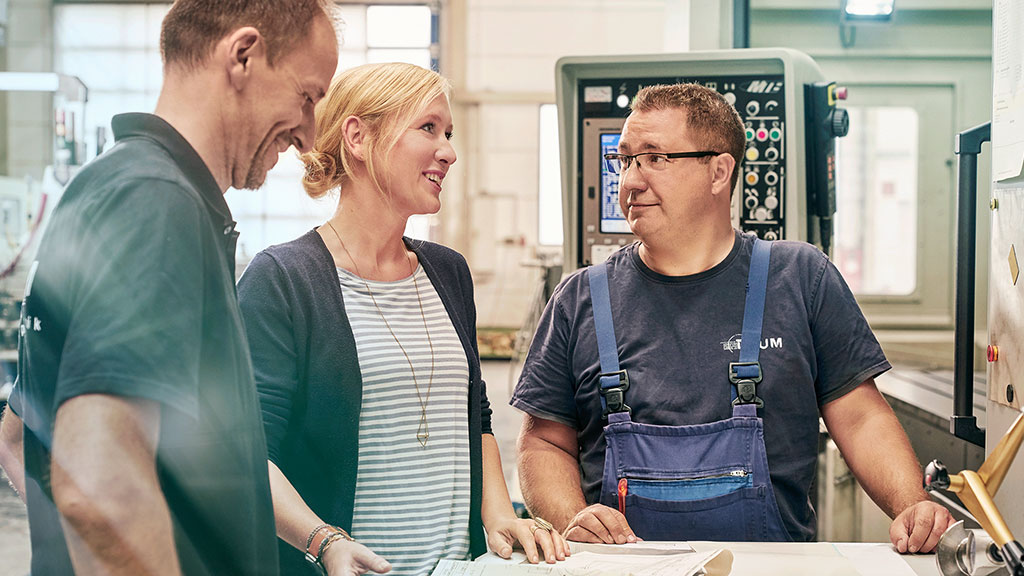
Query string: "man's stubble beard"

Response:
xmin=242 ymin=148 xmax=270 ymax=190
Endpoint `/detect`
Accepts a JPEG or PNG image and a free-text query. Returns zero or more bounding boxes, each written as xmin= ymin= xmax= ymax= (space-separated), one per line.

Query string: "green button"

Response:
xmin=745 ymin=128 xmax=756 ymax=140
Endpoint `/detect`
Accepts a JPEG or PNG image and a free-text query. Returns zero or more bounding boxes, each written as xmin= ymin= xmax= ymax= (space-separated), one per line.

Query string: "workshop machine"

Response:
xmin=556 ymin=48 xmax=848 ymax=271
xmin=920 ymin=2 xmax=1024 ymax=575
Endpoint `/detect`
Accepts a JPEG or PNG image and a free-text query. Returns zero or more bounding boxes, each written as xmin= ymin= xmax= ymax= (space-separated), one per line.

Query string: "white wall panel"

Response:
xmin=477 ymin=105 xmax=539 ymax=151
xmin=459 ymin=0 xmax=688 ymax=328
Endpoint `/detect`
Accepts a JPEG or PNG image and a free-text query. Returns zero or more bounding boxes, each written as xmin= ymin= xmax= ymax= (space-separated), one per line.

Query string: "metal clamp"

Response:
xmin=599 ymin=370 xmax=631 ymax=418
xmin=729 ymin=362 xmax=764 ymax=408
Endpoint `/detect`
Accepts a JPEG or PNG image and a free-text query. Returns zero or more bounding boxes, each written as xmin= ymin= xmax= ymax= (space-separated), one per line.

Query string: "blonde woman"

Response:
xmin=237 ymin=62 xmax=568 ymax=576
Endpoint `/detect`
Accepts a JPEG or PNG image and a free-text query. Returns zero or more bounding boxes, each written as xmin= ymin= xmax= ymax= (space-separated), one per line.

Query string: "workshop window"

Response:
xmin=834 ymin=106 xmax=919 ymax=296
xmin=538 ymin=104 xmax=562 ymax=247
xmin=54 ymin=4 xmax=170 ymax=160
xmin=53 ymin=2 xmax=435 ymax=264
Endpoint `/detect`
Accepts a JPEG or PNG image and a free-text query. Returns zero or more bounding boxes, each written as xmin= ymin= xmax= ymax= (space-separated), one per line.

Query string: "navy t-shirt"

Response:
xmin=511 ymin=231 xmax=890 ymax=542
xmin=9 ymin=113 xmax=278 ymax=574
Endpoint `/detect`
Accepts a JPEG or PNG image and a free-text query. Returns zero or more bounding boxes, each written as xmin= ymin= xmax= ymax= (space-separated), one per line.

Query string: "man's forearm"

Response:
xmin=517 ymin=434 xmax=588 ymax=533
xmin=52 ymin=394 xmax=181 ymax=576
xmin=822 ymin=383 xmax=929 ymax=517
xmin=55 ymin=466 xmax=182 ymax=575
xmin=0 ymin=405 xmax=25 ymax=501
xmin=845 ymin=409 xmax=929 ymax=516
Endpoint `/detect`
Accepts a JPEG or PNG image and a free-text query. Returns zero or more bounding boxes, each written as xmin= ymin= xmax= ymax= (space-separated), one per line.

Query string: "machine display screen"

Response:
xmin=600 ymin=133 xmax=630 ymax=234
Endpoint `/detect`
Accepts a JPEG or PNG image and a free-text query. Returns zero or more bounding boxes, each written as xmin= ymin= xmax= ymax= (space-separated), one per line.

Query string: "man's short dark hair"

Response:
xmin=161 ymin=0 xmax=333 ymax=69
xmin=632 ymin=83 xmax=746 ymax=190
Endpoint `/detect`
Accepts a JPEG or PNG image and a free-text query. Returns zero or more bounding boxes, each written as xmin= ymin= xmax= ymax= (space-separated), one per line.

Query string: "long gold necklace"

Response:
xmin=327 ymin=220 xmax=435 ymax=447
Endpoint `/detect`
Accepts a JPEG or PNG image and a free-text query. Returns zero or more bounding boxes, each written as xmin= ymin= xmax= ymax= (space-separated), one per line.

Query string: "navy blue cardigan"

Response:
xmin=237 ymin=229 xmax=491 ymax=574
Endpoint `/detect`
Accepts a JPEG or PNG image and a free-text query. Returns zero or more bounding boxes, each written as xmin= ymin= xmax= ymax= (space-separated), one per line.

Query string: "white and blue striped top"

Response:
xmin=337 ymin=264 xmax=472 ymax=576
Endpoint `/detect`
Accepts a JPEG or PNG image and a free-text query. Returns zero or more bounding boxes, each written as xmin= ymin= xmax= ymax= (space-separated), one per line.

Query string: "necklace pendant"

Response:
xmin=417 ymin=420 xmax=429 ymax=447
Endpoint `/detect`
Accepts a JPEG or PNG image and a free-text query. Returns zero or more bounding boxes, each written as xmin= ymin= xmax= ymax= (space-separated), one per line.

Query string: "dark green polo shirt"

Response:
xmin=10 ymin=113 xmax=278 ymax=575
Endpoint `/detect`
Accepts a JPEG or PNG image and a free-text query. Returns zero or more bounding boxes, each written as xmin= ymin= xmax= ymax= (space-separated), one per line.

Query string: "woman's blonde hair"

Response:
xmin=301 ymin=62 xmax=451 ymax=199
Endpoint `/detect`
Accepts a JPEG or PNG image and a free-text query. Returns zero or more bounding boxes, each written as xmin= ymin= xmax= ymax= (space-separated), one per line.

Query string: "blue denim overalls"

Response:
xmin=590 ymin=239 xmax=790 ymax=542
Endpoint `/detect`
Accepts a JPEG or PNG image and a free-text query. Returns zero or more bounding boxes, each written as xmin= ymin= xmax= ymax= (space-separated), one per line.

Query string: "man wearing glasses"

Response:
xmin=512 ymin=83 xmax=951 ymax=552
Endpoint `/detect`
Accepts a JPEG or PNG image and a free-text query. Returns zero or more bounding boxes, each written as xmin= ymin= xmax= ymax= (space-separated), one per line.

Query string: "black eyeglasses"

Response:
xmin=603 ymin=151 xmax=720 ymax=175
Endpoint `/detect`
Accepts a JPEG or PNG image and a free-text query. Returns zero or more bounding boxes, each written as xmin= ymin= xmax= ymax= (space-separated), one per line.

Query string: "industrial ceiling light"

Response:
xmin=839 ymin=0 xmax=894 ymax=48
xmin=841 ymin=0 xmax=895 ymax=23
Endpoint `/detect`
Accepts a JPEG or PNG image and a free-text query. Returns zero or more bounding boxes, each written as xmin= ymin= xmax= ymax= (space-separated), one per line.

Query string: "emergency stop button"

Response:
xmin=988 ymin=345 xmax=999 ymax=363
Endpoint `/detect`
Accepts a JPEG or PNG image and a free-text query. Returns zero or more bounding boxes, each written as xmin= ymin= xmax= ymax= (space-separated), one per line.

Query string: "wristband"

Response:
xmin=304 ymin=524 xmax=354 ymax=575
xmin=305 ymin=523 xmax=331 ymax=556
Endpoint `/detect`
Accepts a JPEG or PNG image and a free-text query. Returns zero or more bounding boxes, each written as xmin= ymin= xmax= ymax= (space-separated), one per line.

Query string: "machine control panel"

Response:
xmin=804 ymin=81 xmax=849 ymax=253
xmin=577 ymin=74 xmax=788 ymax=266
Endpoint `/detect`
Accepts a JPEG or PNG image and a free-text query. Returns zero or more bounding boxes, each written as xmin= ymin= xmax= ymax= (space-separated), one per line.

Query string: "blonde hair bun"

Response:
xmin=301 ymin=149 xmax=339 ymax=199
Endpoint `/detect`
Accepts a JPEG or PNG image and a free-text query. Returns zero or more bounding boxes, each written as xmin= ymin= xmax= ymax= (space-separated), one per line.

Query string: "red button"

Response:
xmin=988 ymin=345 xmax=999 ymax=362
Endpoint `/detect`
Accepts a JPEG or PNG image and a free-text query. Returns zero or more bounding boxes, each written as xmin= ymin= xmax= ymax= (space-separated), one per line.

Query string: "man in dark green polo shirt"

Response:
xmin=0 ymin=1 xmax=338 ymax=574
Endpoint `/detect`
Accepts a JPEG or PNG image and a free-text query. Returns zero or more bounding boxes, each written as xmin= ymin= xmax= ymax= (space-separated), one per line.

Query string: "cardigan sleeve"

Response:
xmin=237 ymin=251 xmax=301 ymax=464
xmin=458 ymin=253 xmax=493 ymax=435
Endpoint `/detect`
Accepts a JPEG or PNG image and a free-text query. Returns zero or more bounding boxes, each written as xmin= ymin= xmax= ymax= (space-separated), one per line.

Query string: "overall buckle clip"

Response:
xmin=599 ymin=370 xmax=631 ymax=419
xmin=729 ymin=362 xmax=764 ymax=408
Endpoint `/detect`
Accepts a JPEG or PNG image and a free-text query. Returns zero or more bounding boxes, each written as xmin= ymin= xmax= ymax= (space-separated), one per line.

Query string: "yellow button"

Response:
xmin=745 ymin=172 xmax=759 ymax=186
xmin=745 ymin=147 xmax=759 ymax=162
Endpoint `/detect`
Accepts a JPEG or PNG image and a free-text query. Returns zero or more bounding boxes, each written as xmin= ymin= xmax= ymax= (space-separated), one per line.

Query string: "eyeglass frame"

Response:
xmin=603 ymin=150 xmax=722 ymax=174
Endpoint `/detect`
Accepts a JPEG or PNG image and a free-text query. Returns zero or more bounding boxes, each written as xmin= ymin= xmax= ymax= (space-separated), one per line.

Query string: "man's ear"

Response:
xmin=222 ymin=26 xmax=265 ymax=91
xmin=710 ymin=153 xmax=736 ymax=197
xmin=342 ymin=116 xmax=367 ymax=162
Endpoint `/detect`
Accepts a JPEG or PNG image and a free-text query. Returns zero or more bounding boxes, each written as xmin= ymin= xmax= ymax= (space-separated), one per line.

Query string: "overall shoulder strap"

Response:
xmin=588 ymin=263 xmax=630 ymax=419
xmin=730 ymin=238 xmax=772 ymax=410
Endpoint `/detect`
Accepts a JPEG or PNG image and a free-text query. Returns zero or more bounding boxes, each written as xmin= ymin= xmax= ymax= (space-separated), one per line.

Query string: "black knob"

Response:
xmin=1000 ymin=540 xmax=1024 ymax=576
xmin=924 ymin=459 xmax=950 ymax=491
xmin=830 ymin=108 xmax=850 ymax=138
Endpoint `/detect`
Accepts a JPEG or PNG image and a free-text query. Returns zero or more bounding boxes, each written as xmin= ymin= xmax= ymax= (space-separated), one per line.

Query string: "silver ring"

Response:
xmin=533 ymin=517 xmax=554 ymax=533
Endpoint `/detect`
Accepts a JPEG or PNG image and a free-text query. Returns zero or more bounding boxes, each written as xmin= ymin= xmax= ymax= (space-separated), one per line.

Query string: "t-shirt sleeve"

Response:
xmin=510 ymin=281 xmax=580 ymax=429
xmin=236 ymin=252 xmax=300 ymax=465
xmin=810 ymin=256 xmax=891 ymax=405
xmin=7 ymin=380 xmax=23 ymax=417
xmin=55 ymin=182 xmax=204 ymax=417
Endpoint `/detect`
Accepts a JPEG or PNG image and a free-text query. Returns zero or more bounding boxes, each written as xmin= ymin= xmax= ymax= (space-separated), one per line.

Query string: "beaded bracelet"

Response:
xmin=305 ymin=523 xmax=332 ymax=556
xmin=304 ymin=524 xmax=355 ymax=575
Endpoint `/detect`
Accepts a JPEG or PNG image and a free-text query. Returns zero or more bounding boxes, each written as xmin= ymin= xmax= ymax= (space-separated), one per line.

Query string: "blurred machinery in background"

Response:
xmin=0 ymin=72 xmax=88 ymax=402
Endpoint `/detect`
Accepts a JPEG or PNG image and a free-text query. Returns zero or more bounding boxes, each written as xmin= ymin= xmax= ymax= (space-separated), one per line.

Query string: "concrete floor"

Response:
xmin=0 ymin=359 xmax=526 ymax=575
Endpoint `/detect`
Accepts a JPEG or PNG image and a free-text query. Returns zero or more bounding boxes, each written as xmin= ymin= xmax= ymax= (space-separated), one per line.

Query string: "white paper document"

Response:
xmin=431 ymin=543 xmax=730 ymax=576
xmin=992 ymin=0 xmax=1024 ymax=180
xmin=432 ymin=541 xmax=919 ymax=576
xmin=567 ymin=541 xmax=696 ymax=555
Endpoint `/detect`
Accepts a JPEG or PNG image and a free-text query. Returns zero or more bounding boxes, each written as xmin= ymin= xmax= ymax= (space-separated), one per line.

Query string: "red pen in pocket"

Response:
xmin=617 ymin=478 xmax=627 ymax=514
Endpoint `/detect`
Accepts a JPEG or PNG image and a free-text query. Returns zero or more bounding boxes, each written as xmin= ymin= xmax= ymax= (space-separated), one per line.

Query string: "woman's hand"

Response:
xmin=321 ymin=539 xmax=392 ymax=576
xmin=486 ymin=516 xmax=570 ymax=564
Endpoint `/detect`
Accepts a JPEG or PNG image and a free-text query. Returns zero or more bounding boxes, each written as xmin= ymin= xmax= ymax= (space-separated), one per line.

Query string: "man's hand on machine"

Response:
xmin=889 ymin=500 xmax=954 ymax=554
xmin=562 ymin=504 xmax=638 ymax=544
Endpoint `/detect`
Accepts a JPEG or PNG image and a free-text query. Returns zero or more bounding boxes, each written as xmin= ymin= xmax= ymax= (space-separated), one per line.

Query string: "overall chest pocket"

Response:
xmin=621 ymin=484 xmax=770 ymax=542
xmin=621 ymin=469 xmax=752 ymax=502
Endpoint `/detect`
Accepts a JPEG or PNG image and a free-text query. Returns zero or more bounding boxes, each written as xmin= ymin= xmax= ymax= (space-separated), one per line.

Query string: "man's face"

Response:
xmin=617 ymin=107 xmax=717 ymax=243
xmin=237 ymin=16 xmax=338 ymax=190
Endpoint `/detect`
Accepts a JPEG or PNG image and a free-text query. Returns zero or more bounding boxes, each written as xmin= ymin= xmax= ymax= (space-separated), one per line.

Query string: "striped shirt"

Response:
xmin=338 ymin=264 xmax=472 ymax=576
